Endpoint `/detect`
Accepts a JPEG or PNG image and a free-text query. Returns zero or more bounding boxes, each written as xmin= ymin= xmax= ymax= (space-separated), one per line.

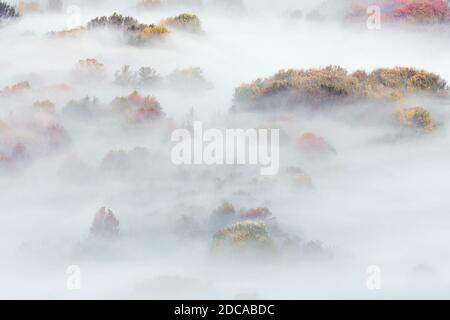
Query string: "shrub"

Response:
xmin=111 ymin=91 xmax=164 ymax=123
xmin=395 ymin=106 xmax=435 ymax=132
xmin=90 ymin=207 xmax=119 ymax=238
xmin=213 ymin=220 xmax=274 ymax=250
xmin=0 ymin=1 xmax=20 ymax=20
xmin=161 ymin=13 xmax=202 ymax=33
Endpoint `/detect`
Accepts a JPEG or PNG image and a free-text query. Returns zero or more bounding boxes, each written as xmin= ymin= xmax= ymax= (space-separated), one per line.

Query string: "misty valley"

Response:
xmin=0 ymin=0 xmax=450 ymax=299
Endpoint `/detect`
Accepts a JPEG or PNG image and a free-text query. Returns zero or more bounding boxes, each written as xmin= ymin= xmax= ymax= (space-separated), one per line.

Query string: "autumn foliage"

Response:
xmin=74 ymin=59 xmax=105 ymax=80
xmin=161 ymin=13 xmax=202 ymax=33
xmin=350 ymin=0 xmax=450 ymax=23
xmin=395 ymin=106 xmax=435 ymax=132
xmin=213 ymin=220 xmax=275 ymax=250
xmin=392 ymin=0 xmax=449 ymax=23
xmin=87 ymin=13 xmax=169 ymax=44
xmin=239 ymin=207 xmax=273 ymax=220
xmin=233 ymin=66 xmax=447 ymax=111
xmin=111 ymin=91 xmax=164 ymax=123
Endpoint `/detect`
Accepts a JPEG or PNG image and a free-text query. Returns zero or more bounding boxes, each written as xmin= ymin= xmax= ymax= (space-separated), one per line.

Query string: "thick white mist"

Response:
xmin=1 ymin=0 xmax=450 ymax=299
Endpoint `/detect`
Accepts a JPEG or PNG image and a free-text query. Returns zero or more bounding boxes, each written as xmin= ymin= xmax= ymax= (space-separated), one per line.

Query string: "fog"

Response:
xmin=1 ymin=0 xmax=450 ymax=299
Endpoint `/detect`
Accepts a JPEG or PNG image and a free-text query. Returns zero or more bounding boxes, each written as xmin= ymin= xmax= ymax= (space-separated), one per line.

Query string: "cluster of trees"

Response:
xmin=111 ymin=91 xmax=164 ymax=123
xmin=210 ymin=201 xmax=331 ymax=259
xmin=391 ymin=0 xmax=449 ymax=23
xmin=114 ymin=65 xmax=212 ymax=91
xmin=232 ymin=65 xmax=444 ymax=136
xmin=87 ymin=12 xmax=169 ymax=44
xmin=48 ymin=11 xmax=203 ymax=42
xmin=0 ymin=114 xmax=70 ymax=170
xmin=115 ymin=66 xmax=161 ymax=87
xmin=233 ymin=66 xmax=447 ymax=110
xmin=86 ymin=12 xmax=203 ymax=43
xmin=161 ymin=13 xmax=202 ymax=33
xmin=350 ymin=0 xmax=449 ymax=24
xmin=62 ymin=91 xmax=166 ymax=124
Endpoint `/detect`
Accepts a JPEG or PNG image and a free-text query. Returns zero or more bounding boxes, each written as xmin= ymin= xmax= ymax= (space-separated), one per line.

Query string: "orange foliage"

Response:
xmin=240 ymin=207 xmax=272 ymax=220
xmin=111 ymin=91 xmax=164 ymax=123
